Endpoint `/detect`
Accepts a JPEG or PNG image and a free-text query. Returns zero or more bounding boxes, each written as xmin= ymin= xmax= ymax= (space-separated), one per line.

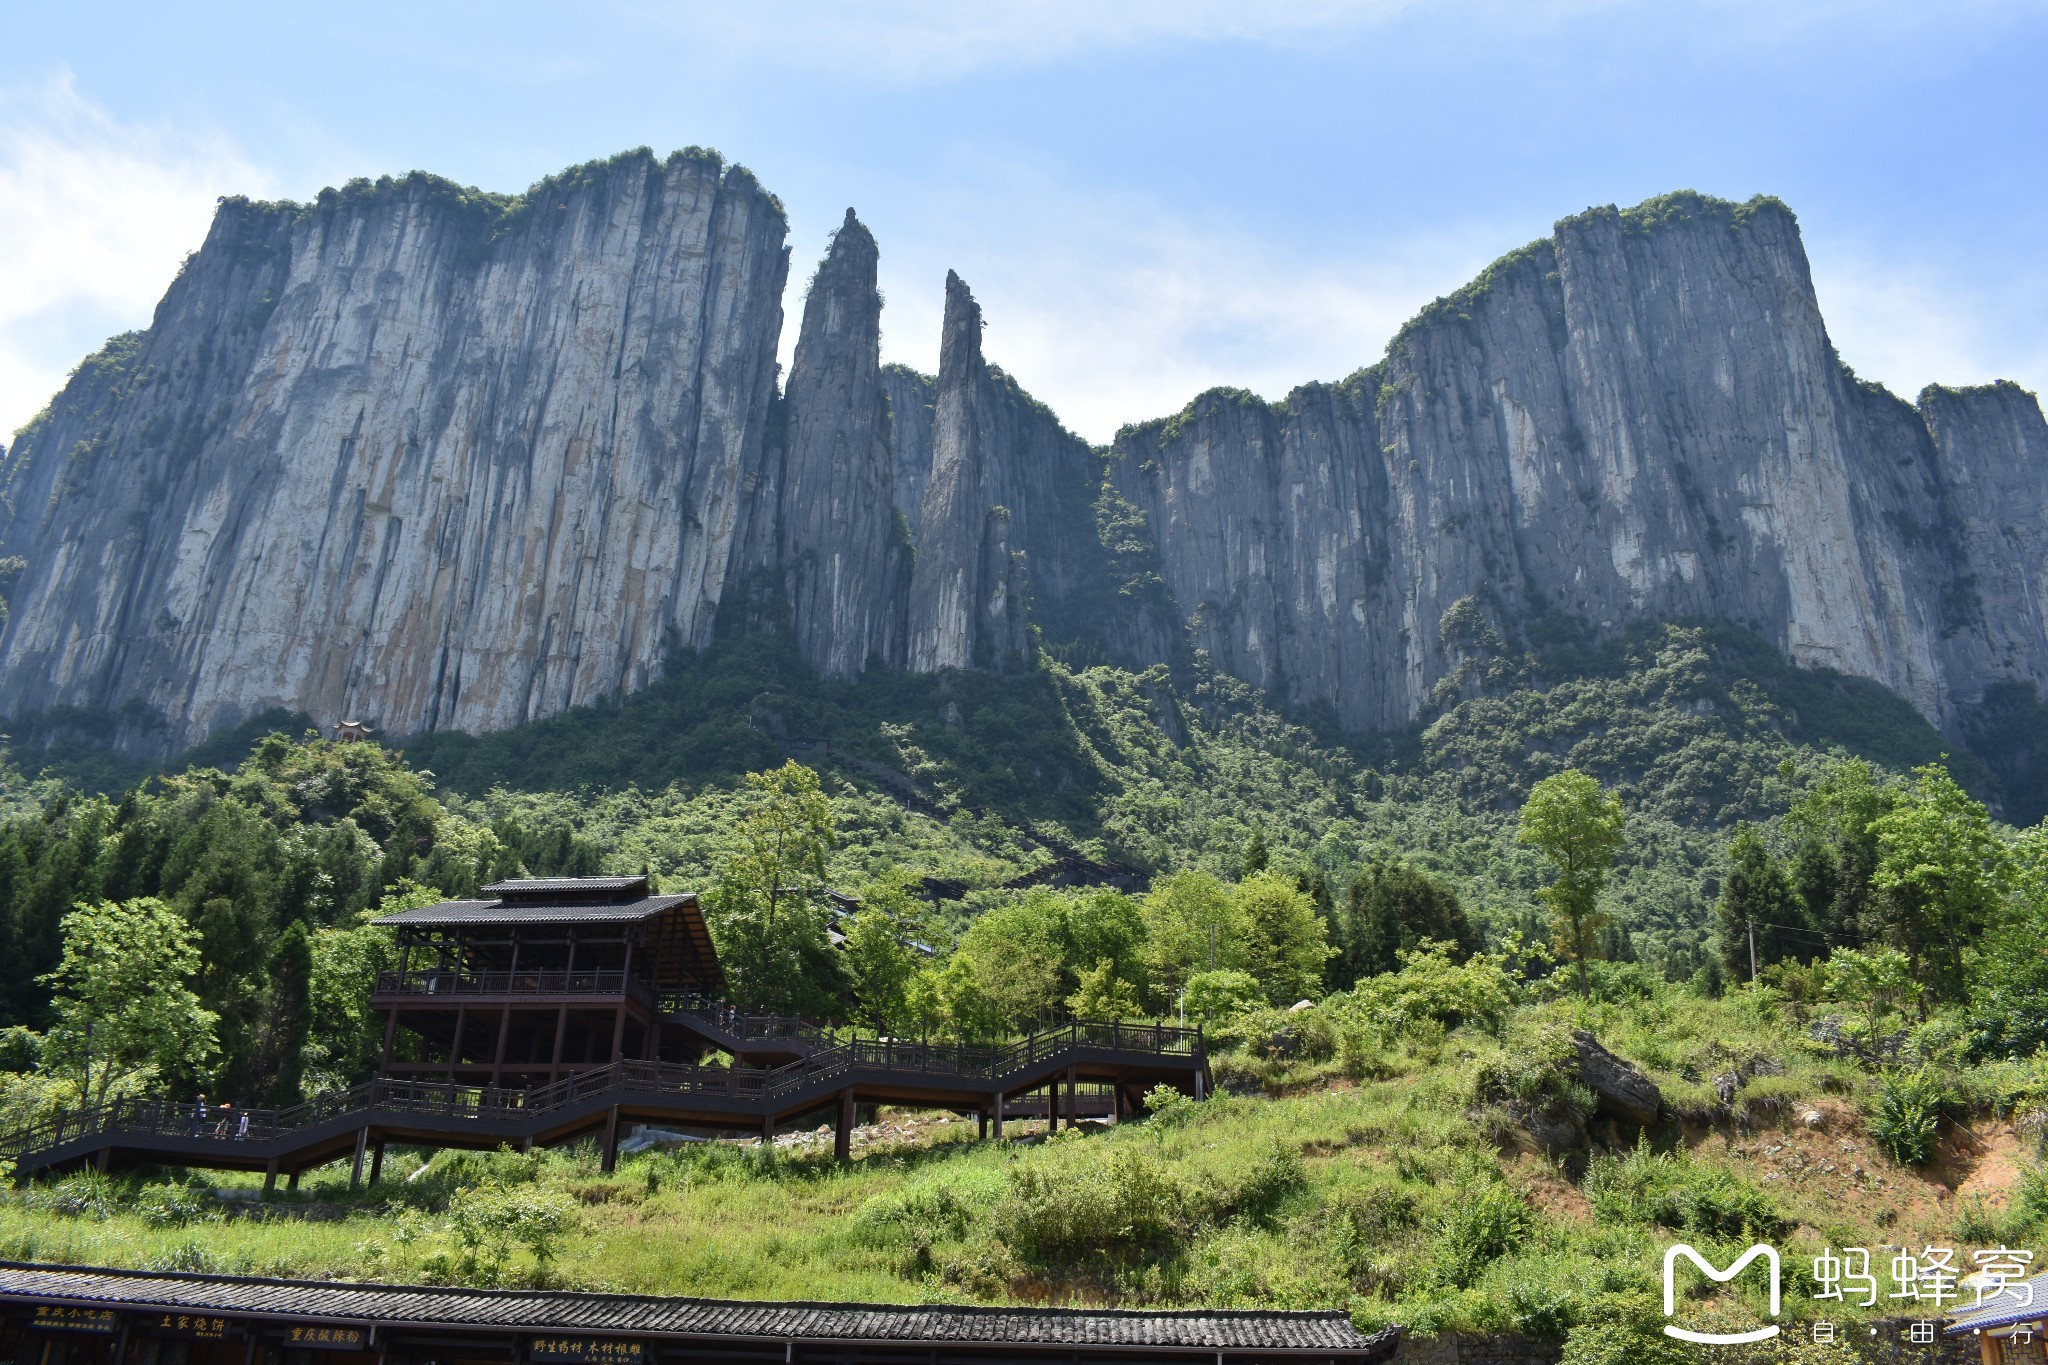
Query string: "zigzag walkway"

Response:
xmin=1 ymin=1021 xmax=1207 ymax=1185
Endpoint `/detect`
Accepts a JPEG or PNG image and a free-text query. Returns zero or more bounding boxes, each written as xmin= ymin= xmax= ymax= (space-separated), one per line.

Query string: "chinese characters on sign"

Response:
xmin=529 ymin=1338 xmax=646 ymax=1364
xmin=31 ymin=1306 xmax=118 ymax=1335
xmin=287 ymin=1327 xmax=365 ymax=1349
xmin=157 ymin=1315 xmax=231 ymax=1340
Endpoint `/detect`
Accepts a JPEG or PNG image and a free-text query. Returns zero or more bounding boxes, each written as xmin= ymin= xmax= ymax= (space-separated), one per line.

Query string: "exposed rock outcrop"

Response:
xmin=776 ymin=209 xmax=907 ymax=677
xmin=1106 ymin=194 xmax=2048 ymax=735
xmin=3 ymin=174 xmax=2045 ymax=759
xmin=1572 ymin=1030 xmax=1661 ymax=1127
xmin=0 ymin=151 xmax=789 ymax=748
xmin=905 ymin=272 xmax=1029 ymax=671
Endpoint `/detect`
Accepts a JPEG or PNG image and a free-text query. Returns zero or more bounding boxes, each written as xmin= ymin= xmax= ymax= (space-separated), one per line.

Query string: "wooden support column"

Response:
xmin=550 ymin=1006 xmax=570 ymax=1084
xmin=287 ymin=1169 xmax=300 ymax=1193
xmin=610 ymin=1002 xmax=628 ymax=1063
xmin=449 ymin=1004 xmax=468 ymax=1080
xmin=979 ymin=1108 xmax=989 ymax=1140
xmin=601 ymin=1105 xmax=622 ymax=1174
xmin=349 ymin=1126 xmax=370 ymax=1191
xmin=835 ymin=1088 xmax=855 ymax=1162
xmin=992 ymin=1092 xmax=1005 ymax=1139
xmin=263 ymin=1161 xmax=279 ymax=1196
xmin=93 ymin=1146 xmax=111 ymax=1173
xmin=1065 ymin=1065 xmax=1078 ymax=1129
xmin=761 ymin=1113 xmax=776 ymax=1146
xmin=368 ymin=1140 xmax=386 ymax=1187
xmin=380 ymin=1008 xmax=399 ymax=1073
xmin=491 ymin=1005 xmax=511 ymax=1086
xmin=1194 ymin=1067 xmax=1206 ymax=1101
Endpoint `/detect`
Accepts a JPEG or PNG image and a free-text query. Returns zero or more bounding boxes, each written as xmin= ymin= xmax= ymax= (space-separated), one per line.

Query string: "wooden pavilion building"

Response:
xmin=371 ymin=876 xmax=727 ymax=1088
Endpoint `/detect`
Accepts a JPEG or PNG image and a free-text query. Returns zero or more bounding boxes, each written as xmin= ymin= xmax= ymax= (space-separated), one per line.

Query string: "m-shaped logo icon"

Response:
xmin=1663 ymin=1243 xmax=1782 ymax=1344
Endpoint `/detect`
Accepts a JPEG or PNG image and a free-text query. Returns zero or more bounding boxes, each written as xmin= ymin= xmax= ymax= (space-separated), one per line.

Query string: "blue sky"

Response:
xmin=3 ymin=1 xmax=2045 ymax=443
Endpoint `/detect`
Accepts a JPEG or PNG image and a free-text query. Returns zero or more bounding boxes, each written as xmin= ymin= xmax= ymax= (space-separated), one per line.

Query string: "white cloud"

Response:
xmin=788 ymin=162 xmax=1505 ymax=443
xmin=0 ymin=72 xmax=272 ymax=444
xmin=1809 ymin=246 xmax=2048 ymax=406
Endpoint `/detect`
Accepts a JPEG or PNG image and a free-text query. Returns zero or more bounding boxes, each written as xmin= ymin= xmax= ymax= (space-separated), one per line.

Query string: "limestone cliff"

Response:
xmin=0 ymin=150 xmax=791 ymax=750
xmin=776 ymin=209 xmax=907 ymax=678
xmin=905 ymin=272 xmax=1028 ymax=671
xmin=3 ymin=170 xmax=2045 ymax=759
xmin=1106 ymin=193 xmax=2048 ymax=734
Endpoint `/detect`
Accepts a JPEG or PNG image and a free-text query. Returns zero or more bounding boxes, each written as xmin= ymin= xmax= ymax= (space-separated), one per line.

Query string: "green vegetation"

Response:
xmin=4 ymin=621 xmax=2048 ymax=1352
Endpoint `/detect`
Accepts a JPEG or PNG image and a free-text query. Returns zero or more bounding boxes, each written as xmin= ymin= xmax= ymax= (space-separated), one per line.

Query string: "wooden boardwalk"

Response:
xmin=2 ymin=1020 xmax=1207 ymax=1186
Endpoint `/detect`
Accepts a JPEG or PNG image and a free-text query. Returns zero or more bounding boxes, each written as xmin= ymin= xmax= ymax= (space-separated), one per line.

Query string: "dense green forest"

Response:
xmin=0 ymin=619 xmax=2037 ymax=1108
xmin=6 ymin=626 xmax=2048 ymax=1362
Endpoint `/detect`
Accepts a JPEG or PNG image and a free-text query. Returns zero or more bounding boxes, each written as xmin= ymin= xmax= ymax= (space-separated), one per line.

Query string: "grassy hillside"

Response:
xmin=5 ymin=983 xmax=2044 ymax=1361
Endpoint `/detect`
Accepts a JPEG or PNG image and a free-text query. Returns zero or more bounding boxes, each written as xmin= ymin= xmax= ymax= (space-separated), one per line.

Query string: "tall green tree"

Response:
xmin=1517 ymin=769 xmax=1626 ymax=998
xmin=1784 ymin=757 xmax=1896 ymax=945
xmin=1235 ymin=871 xmax=1334 ymax=1006
xmin=1336 ymin=861 xmax=1475 ymax=987
xmin=1870 ymin=763 xmax=2006 ymax=1004
xmin=39 ymin=897 xmax=219 ymax=1108
xmin=1713 ymin=825 xmax=1810 ymax=982
xmin=841 ymin=894 xmax=920 ymax=1033
xmin=255 ymin=921 xmax=313 ymax=1104
xmin=704 ymin=762 xmax=845 ymax=1018
xmin=1140 ymin=870 xmax=1245 ymax=1008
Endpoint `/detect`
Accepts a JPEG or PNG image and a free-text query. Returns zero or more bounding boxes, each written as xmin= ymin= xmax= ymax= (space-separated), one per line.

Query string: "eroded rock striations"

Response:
xmin=775 ymin=209 xmax=907 ymax=678
xmin=2 ymin=171 xmax=2044 ymax=757
xmin=1106 ymin=195 xmax=2048 ymax=734
xmin=0 ymin=151 xmax=792 ymax=747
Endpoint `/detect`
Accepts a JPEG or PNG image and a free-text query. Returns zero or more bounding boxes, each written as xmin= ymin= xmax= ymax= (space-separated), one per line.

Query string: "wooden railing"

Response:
xmin=373 ymin=969 xmax=655 ymax=1004
xmin=658 ymin=993 xmax=836 ymax=1052
xmin=0 ymin=1018 xmax=1204 ymax=1165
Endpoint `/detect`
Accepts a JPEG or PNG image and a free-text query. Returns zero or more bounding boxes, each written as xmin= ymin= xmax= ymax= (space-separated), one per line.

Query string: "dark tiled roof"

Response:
xmin=1945 ymin=1270 xmax=2048 ymax=1334
xmin=0 ymin=1264 xmax=1397 ymax=1355
xmin=374 ymin=895 xmax=695 ymax=927
xmin=482 ymin=876 xmax=649 ymax=896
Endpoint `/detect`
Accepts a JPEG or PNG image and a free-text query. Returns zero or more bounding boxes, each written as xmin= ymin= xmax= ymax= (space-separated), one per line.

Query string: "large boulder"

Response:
xmin=1573 ymin=1031 xmax=1662 ymax=1127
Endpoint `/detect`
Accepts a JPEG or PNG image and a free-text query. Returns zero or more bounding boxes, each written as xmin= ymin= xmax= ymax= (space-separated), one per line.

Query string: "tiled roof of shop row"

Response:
xmin=0 ymin=1264 xmax=1399 ymax=1356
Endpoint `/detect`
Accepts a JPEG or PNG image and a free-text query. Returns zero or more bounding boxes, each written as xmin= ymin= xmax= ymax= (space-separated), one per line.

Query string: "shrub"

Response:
xmin=1206 ymin=1141 xmax=1305 ymax=1223
xmin=854 ymin=1177 xmax=986 ymax=1244
xmin=1141 ymin=1082 xmax=1197 ymax=1125
xmin=995 ymin=1147 xmax=1188 ymax=1269
xmin=135 ymin=1181 xmax=218 ymax=1229
xmin=1435 ymin=1179 xmax=1530 ymax=1287
xmin=447 ymin=1181 xmax=579 ymax=1286
xmin=1585 ymin=1138 xmax=1787 ymax=1239
xmin=1339 ymin=942 xmax=1512 ymax=1036
xmin=1868 ymin=1067 xmax=1945 ymax=1165
xmin=17 ymin=1172 xmax=119 ymax=1220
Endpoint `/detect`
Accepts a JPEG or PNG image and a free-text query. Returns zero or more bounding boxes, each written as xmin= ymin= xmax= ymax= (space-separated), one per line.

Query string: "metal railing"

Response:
xmin=1 ymin=1018 xmax=1203 ymax=1165
xmin=373 ymin=969 xmax=654 ymax=1004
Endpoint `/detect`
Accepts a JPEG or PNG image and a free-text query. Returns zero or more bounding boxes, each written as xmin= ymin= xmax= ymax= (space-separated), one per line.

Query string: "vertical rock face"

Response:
xmin=1107 ymin=193 xmax=2047 ymax=733
xmin=905 ymin=272 xmax=1030 ymax=671
xmin=777 ymin=210 xmax=907 ymax=677
xmin=3 ymin=174 xmax=2044 ymax=756
xmin=0 ymin=151 xmax=789 ymax=749
xmin=881 ymin=365 xmax=936 ymax=540
xmin=1918 ymin=381 xmax=2048 ymax=694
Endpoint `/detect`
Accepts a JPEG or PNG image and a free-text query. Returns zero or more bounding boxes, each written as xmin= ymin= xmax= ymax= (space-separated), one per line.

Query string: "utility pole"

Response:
xmin=1747 ymin=917 xmax=1758 ymax=983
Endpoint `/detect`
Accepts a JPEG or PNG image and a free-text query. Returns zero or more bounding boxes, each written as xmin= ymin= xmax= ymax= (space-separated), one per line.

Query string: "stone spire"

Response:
xmin=778 ymin=209 xmax=907 ymax=676
xmin=907 ymin=271 xmax=1027 ymax=672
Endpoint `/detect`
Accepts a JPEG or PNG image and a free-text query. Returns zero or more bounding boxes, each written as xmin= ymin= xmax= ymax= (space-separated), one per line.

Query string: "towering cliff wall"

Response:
xmin=2 ymin=168 xmax=2043 ymax=759
xmin=0 ymin=150 xmax=791 ymax=749
xmin=1106 ymin=193 xmax=2048 ymax=734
